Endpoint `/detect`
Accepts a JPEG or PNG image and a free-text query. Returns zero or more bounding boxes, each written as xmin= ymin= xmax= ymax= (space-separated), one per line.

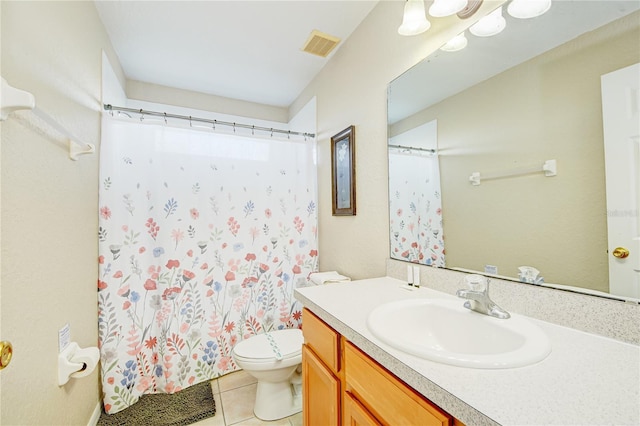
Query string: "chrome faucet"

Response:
xmin=456 ymin=275 xmax=510 ymax=319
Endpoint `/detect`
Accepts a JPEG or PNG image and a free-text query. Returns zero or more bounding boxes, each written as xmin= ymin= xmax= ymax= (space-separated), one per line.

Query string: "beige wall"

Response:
xmin=390 ymin=11 xmax=640 ymax=291
xmin=289 ymin=0 xmax=502 ymax=279
xmin=1 ymin=2 xmax=123 ymax=424
xmin=127 ymin=80 xmax=289 ymax=124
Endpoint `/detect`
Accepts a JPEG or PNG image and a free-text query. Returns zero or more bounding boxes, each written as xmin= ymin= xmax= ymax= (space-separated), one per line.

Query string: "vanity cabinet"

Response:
xmin=302 ymin=308 xmax=462 ymax=426
xmin=302 ymin=308 xmax=342 ymax=425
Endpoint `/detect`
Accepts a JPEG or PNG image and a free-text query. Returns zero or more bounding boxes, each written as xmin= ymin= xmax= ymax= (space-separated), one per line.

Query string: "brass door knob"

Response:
xmin=612 ymin=247 xmax=630 ymax=259
xmin=0 ymin=341 xmax=13 ymax=370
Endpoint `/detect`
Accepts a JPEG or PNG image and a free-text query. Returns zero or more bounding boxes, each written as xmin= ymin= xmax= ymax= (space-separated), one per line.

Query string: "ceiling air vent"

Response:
xmin=301 ymin=30 xmax=341 ymax=58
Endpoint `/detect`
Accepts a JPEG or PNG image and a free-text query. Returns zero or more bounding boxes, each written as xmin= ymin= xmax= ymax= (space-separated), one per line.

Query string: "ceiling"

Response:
xmin=94 ymin=1 xmax=379 ymax=108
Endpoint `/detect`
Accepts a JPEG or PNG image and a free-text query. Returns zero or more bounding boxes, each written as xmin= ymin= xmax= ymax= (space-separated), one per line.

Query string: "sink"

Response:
xmin=366 ymin=298 xmax=551 ymax=368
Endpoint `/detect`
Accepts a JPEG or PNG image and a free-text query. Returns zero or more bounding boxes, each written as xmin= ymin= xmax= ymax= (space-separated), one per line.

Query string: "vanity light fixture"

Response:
xmin=507 ymin=0 xmax=552 ymax=19
xmin=429 ymin=0 xmax=468 ymax=17
xmin=469 ymin=6 xmax=506 ymax=37
xmin=440 ymin=31 xmax=468 ymax=52
xmin=398 ymin=0 xmax=431 ymax=36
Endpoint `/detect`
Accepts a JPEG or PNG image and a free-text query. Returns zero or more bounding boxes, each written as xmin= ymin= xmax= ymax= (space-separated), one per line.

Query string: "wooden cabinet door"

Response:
xmin=344 ymin=391 xmax=382 ymax=426
xmin=302 ymin=344 xmax=340 ymax=426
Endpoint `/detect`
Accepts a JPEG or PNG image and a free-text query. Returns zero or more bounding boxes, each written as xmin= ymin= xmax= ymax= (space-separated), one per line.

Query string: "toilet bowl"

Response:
xmin=231 ymin=328 xmax=303 ymax=421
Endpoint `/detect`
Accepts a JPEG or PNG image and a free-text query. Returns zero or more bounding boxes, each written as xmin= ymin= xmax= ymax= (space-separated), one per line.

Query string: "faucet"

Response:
xmin=456 ymin=275 xmax=510 ymax=319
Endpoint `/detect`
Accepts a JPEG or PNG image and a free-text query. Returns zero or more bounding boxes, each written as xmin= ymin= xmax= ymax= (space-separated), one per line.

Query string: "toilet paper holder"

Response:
xmin=58 ymin=342 xmax=100 ymax=386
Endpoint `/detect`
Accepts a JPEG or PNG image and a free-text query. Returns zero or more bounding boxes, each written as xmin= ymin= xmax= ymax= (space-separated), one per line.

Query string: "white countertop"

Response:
xmin=294 ymin=277 xmax=640 ymax=426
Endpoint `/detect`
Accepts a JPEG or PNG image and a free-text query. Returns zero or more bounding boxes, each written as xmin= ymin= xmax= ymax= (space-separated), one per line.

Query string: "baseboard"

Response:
xmin=87 ymin=401 xmax=102 ymax=426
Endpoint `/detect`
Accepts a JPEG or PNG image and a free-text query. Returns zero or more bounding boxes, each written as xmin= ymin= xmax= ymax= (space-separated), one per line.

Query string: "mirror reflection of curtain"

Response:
xmin=98 ymin=118 xmax=318 ymax=414
xmin=389 ymin=149 xmax=445 ymax=266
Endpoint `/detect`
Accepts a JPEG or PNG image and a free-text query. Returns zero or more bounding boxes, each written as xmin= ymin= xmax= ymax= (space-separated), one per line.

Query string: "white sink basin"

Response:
xmin=367 ymin=298 xmax=551 ymax=368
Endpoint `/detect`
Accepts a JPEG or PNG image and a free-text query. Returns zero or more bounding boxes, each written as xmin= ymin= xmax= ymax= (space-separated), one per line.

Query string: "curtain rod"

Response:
xmin=103 ymin=104 xmax=316 ymax=139
xmin=388 ymin=144 xmax=436 ymax=154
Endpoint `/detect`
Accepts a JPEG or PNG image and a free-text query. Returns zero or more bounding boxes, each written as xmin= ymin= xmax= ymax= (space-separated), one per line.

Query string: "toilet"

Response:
xmin=231 ymin=328 xmax=304 ymax=421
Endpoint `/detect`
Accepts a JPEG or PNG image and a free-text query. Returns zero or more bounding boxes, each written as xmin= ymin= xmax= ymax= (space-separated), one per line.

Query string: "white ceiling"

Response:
xmin=95 ymin=1 xmax=379 ymax=108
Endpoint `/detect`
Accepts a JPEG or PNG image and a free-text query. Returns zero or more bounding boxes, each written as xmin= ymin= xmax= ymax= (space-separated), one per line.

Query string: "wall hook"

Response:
xmin=1 ymin=77 xmax=35 ymax=120
xmin=69 ymin=139 xmax=95 ymax=161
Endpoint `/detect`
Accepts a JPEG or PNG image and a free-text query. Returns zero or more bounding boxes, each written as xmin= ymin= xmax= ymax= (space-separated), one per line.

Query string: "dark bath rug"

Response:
xmin=97 ymin=381 xmax=216 ymax=426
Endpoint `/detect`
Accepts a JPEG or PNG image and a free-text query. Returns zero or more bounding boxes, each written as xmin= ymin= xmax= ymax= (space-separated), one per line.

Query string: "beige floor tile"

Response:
xmin=210 ymin=378 xmax=221 ymax=394
xmin=220 ymin=383 xmax=258 ymax=424
xmin=190 ymin=393 xmax=225 ymax=426
xmin=229 ymin=417 xmax=290 ymax=426
xmin=286 ymin=412 xmax=303 ymax=426
xmin=218 ymin=369 xmax=257 ymax=392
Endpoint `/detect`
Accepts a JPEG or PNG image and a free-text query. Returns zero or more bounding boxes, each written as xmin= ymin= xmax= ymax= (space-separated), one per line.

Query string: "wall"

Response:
xmin=127 ymin=80 xmax=289 ymax=124
xmin=289 ymin=0 xmax=504 ymax=279
xmin=1 ymin=2 xmax=123 ymax=424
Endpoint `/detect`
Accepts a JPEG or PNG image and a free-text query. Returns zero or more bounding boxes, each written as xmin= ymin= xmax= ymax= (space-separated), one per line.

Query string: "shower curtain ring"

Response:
xmin=164 ymin=113 xmax=168 ymax=125
xmin=139 ymin=109 xmax=144 ymax=122
xmin=189 ymin=116 xmax=192 ymax=127
xmin=233 ymin=122 xmax=236 ymax=133
xmin=288 ymin=130 xmax=291 ymax=140
xmin=270 ymin=128 xmax=274 ymax=137
xmin=252 ymin=125 xmax=255 ymax=135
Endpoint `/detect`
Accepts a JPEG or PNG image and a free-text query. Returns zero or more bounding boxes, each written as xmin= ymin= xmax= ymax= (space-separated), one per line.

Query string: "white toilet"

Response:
xmin=231 ymin=328 xmax=304 ymax=421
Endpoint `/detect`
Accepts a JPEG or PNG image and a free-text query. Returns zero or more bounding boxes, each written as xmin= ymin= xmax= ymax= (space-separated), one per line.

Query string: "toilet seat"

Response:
xmin=233 ymin=328 xmax=303 ymax=363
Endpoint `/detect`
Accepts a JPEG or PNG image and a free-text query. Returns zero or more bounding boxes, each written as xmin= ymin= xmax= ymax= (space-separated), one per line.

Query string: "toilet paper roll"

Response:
xmin=69 ymin=346 xmax=100 ymax=379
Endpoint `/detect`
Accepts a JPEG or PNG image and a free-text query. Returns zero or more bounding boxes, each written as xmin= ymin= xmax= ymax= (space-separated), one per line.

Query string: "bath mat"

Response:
xmin=97 ymin=381 xmax=216 ymax=426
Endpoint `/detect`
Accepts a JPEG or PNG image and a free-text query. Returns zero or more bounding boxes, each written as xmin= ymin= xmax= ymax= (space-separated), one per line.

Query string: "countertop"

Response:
xmin=294 ymin=277 xmax=640 ymax=426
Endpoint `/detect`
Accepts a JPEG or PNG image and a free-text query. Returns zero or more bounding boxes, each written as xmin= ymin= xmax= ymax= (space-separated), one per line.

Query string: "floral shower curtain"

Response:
xmin=98 ymin=117 xmax=318 ymax=414
xmin=388 ymin=150 xmax=445 ymax=266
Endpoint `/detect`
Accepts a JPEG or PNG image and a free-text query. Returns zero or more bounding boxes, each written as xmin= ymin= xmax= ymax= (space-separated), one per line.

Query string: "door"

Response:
xmin=302 ymin=344 xmax=340 ymax=426
xmin=601 ymin=62 xmax=640 ymax=299
xmin=344 ymin=391 xmax=382 ymax=426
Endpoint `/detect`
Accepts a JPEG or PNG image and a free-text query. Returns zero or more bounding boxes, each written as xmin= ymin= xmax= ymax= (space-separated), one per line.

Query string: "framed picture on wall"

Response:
xmin=331 ymin=125 xmax=356 ymax=216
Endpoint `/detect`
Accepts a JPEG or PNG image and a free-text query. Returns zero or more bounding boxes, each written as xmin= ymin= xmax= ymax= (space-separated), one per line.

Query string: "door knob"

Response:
xmin=612 ymin=247 xmax=630 ymax=259
xmin=0 ymin=341 xmax=13 ymax=370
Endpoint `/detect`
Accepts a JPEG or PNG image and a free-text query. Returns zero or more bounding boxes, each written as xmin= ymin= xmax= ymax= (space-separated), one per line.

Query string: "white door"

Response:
xmin=601 ymin=62 xmax=640 ymax=299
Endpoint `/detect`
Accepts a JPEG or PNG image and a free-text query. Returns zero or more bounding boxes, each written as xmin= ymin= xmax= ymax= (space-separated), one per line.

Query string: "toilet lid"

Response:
xmin=233 ymin=328 xmax=303 ymax=360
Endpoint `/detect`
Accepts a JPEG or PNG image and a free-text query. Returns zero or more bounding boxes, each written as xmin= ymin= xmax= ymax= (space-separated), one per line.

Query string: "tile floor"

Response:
xmin=192 ymin=370 xmax=303 ymax=426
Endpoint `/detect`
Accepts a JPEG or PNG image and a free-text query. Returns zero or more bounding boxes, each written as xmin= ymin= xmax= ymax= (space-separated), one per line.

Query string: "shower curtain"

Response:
xmin=98 ymin=117 xmax=318 ymax=414
xmin=388 ymin=150 xmax=445 ymax=267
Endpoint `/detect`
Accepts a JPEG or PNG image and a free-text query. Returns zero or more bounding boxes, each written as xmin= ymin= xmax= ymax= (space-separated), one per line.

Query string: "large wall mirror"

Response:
xmin=388 ymin=0 xmax=640 ymax=301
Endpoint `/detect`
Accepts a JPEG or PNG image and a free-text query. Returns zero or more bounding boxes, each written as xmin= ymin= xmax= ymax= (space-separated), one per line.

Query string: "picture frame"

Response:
xmin=331 ymin=125 xmax=356 ymax=216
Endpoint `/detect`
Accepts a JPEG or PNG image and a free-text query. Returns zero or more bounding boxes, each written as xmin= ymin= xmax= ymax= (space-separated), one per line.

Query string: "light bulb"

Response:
xmin=429 ymin=0 xmax=468 ymax=17
xmin=440 ymin=32 xmax=468 ymax=52
xmin=469 ymin=6 xmax=506 ymax=37
xmin=398 ymin=0 xmax=431 ymax=36
xmin=507 ymin=0 xmax=552 ymax=19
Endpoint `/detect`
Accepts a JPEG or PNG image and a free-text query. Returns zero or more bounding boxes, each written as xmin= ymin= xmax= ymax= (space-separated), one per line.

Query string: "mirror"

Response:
xmin=387 ymin=1 xmax=640 ymax=300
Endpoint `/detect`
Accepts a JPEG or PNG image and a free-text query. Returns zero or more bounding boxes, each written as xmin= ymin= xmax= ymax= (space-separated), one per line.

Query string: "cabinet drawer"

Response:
xmin=302 ymin=308 xmax=341 ymax=373
xmin=345 ymin=341 xmax=452 ymax=426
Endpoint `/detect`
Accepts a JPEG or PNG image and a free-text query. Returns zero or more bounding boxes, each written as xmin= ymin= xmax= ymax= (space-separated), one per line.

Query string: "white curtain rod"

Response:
xmin=103 ymin=104 xmax=316 ymax=139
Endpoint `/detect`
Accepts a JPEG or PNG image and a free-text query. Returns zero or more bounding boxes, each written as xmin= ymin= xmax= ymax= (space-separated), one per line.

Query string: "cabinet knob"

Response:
xmin=612 ymin=247 xmax=630 ymax=259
